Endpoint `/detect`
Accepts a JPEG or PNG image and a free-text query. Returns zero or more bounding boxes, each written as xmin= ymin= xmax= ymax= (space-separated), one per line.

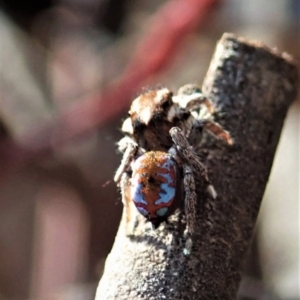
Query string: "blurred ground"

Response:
xmin=0 ymin=0 xmax=299 ymax=299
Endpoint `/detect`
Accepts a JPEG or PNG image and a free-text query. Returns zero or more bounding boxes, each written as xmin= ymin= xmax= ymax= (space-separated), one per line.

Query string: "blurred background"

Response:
xmin=0 ymin=0 xmax=299 ymax=299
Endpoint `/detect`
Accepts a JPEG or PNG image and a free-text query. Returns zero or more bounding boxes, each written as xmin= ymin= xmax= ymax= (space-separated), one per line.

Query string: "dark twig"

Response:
xmin=96 ymin=33 xmax=298 ymax=299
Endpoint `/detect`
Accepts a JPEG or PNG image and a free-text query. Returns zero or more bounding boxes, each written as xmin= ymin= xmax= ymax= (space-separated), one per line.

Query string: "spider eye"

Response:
xmin=161 ymin=97 xmax=172 ymax=109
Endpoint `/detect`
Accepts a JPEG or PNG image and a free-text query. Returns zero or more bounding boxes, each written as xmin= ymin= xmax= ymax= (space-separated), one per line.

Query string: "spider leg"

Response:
xmin=188 ymin=121 xmax=204 ymax=148
xmin=171 ymin=127 xmax=206 ymax=177
xmin=173 ymin=93 xmax=214 ymax=114
xmin=114 ymin=137 xmax=138 ymax=184
xmin=120 ymin=172 xmax=136 ymax=235
xmin=175 ymin=84 xmax=214 ymax=114
xmin=200 ymin=119 xmax=233 ymax=145
xmin=182 ymin=164 xmax=197 ymax=255
xmin=177 ymin=83 xmax=202 ymax=96
xmin=170 ymin=127 xmax=217 ymax=254
xmin=185 ymin=95 xmax=214 ymax=114
xmin=170 ymin=127 xmax=217 ymax=198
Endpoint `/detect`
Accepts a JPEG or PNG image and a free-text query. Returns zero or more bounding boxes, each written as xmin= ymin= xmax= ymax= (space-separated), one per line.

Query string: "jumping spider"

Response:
xmin=114 ymin=84 xmax=232 ymax=254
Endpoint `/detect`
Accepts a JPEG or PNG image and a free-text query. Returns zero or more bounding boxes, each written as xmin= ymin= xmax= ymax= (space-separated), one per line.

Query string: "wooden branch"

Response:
xmin=95 ymin=33 xmax=298 ymax=299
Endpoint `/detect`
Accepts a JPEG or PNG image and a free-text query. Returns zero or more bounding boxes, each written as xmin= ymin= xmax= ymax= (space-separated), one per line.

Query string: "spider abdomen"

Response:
xmin=131 ymin=151 xmax=178 ymax=227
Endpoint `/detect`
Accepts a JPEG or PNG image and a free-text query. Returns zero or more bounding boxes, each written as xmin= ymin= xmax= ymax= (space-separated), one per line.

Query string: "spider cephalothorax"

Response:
xmin=114 ymin=84 xmax=232 ymax=254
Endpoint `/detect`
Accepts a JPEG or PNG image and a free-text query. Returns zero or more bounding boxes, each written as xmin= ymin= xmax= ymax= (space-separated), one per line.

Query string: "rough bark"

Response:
xmin=95 ymin=33 xmax=298 ymax=299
